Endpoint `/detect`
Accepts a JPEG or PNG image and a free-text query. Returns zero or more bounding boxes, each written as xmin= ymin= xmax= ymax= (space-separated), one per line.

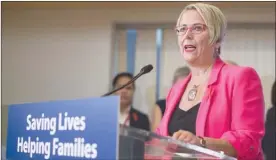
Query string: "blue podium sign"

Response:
xmin=6 ymin=96 xmax=120 ymax=160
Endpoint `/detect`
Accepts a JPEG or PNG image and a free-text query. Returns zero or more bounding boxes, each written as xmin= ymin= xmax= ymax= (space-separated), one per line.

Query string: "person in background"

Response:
xmin=155 ymin=3 xmax=265 ymax=159
xmin=262 ymin=80 xmax=275 ymax=160
xmin=112 ymin=72 xmax=150 ymax=131
xmin=224 ymin=60 xmax=238 ymax=65
xmin=151 ymin=66 xmax=190 ymax=131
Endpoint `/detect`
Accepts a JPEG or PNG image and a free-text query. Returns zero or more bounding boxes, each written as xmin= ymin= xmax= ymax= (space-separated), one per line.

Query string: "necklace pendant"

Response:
xmin=188 ymin=87 xmax=198 ymax=101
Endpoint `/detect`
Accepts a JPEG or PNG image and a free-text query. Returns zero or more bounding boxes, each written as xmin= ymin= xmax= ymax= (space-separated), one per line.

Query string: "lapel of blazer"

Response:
xmin=163 ymin=74 xmax=192 ymax=135
xmin=196 ymin=57 xmax=225 ymax=136
xmin=129 ymin=107 xmax=135 ymax=126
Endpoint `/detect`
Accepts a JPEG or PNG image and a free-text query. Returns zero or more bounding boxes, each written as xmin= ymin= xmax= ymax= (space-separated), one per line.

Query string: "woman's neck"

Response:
xmin=120 ymin=105 xmax=130 ymax=114
xmin=190 ymin=63 xmax=213 ymax=77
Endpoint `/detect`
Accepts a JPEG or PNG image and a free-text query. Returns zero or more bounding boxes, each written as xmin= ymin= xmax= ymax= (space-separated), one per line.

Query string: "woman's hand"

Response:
xmin=172 ymin=130 xmax=200 ymax=146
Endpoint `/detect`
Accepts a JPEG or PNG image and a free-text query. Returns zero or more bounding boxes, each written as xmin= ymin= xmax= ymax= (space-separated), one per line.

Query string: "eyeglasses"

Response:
xmin=175 ymin=24 xmax=207 ymax=36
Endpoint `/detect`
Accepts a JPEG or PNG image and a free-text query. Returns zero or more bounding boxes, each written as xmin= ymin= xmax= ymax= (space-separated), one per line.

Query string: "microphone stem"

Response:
xmin=102 ymin=72 xmax=144 ymax=97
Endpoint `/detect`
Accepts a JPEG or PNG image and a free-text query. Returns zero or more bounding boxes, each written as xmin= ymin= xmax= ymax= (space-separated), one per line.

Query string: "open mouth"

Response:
xmin=184 ymin=45 xmax=196 ymax=52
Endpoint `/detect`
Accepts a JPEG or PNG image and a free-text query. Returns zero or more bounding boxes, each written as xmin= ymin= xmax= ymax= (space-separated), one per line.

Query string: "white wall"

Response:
xmin=2 ymin=9 xmax=114 ymax=105
xmin=133 ymin=30 xmax=157 ymax=114
xmin=2 ymin=3 xmax=275 ymax=144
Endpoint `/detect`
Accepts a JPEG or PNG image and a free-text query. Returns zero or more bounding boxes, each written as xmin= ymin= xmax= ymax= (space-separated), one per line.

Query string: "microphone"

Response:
xmin=102 ymin=64 xmax=153 ymax=97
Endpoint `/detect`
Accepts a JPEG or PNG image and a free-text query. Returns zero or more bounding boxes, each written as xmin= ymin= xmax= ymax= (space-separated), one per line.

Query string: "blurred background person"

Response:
xmin=262 ymin=80 xmax=275 ymax=160
xmin=224 ymin=60 xmax=238 ymax=65
xmin=155 ymin=3 xmax=265 ymax=159
xmin=112 ymin=72 xmax=150 ymax=131
xmin=151 ymin=66 xmax=190 ymax=131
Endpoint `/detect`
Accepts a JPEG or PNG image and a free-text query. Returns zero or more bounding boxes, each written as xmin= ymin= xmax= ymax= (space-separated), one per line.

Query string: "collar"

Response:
xmin=120 ymin=105 xmax=131 ymax=115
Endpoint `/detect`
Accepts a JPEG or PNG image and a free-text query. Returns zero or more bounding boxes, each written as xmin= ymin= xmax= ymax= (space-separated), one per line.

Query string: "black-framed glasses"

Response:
xmin=175 ymin=24 xmax=207 ymax=36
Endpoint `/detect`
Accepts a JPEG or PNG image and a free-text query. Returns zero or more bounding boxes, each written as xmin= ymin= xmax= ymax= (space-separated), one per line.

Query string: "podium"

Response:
xmin=6 ymin=96 xmax=237 ymax=160
xmin=119 ymin=125 xmax=237 ymax=160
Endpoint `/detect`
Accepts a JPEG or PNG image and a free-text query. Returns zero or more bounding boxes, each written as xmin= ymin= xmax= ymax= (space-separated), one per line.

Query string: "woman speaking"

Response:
xmin=155 ymin=3 xmax=265 ymax=160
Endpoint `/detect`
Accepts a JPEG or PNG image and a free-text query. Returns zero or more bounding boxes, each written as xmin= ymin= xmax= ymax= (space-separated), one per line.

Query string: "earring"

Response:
xmin=216 ymin=48 xmax=220 ymax=54
xmin=213 ymin=48 xmax=219 ymax=58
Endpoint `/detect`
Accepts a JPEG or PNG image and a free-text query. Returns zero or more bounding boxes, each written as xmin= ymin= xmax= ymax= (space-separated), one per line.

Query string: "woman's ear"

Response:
xmin=215 ymin=40 xmax=221 ymax=49
xmin=212 ymin=41 xmax=221 ymax=58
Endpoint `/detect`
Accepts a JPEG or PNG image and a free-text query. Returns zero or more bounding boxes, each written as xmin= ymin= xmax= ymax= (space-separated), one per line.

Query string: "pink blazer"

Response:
xmin=155 ymin=58 xmax=265 ymax=160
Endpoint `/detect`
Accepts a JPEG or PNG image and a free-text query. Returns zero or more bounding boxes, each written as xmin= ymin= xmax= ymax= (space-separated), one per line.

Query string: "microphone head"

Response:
xmin=140 ymin=64 xmax=153 ymax=74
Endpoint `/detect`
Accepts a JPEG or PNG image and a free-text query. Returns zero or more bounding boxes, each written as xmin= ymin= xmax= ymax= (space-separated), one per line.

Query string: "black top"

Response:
xmin=156 ymin=99 xmax=166 ymax=116
xmin=129 ymin=107 xmax=150 ymax=131
xmin=262 ymin=106 xmax=275 ymax=160
xmin=168 ymin=103 xmax=200 ymax=136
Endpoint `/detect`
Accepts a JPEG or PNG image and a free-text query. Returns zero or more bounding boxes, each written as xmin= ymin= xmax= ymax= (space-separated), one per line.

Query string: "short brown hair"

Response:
xmin=112 ymin=72 xmax=135 ymax=89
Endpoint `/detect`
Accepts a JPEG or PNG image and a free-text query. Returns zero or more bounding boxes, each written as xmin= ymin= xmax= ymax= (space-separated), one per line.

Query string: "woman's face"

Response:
xmin=176 ymin=10 xmax=215 ymax=65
